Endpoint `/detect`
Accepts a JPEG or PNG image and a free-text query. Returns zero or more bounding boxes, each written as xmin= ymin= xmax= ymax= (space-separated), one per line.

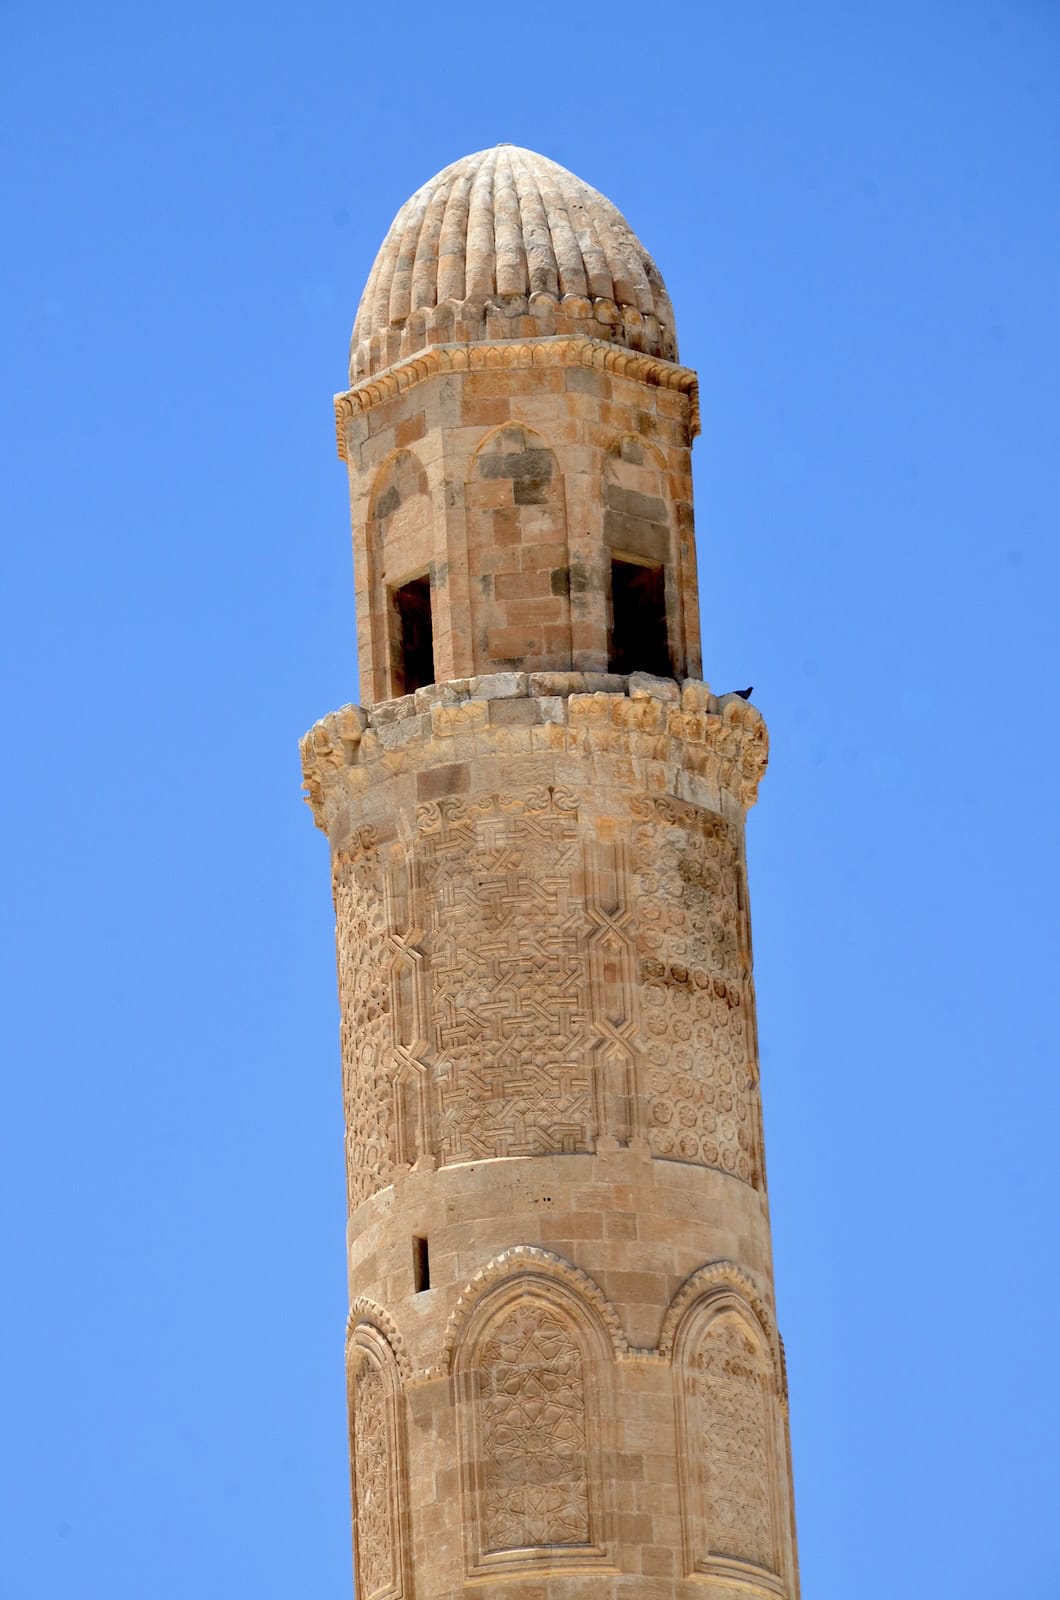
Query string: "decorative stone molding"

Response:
xmin=658 ymin=1260 xmax=786 ymax=1400
xmin=439 ymin=1246 xmax=629 ymax=1376
xmin=300 ymin=674 xmax=768 ymax=829
xmin=334 ymin=336 xmax=700 ymax=458
xmin=346 ymin=1296 xmax=412 ymax=1383
xmin=667 ymin=1264 xmax=792 ymax=1593
xmin=348 ymin=1316 xmax=410 ymax=1600
xmin=447 ymin=1247 xmax=619 ymax=1578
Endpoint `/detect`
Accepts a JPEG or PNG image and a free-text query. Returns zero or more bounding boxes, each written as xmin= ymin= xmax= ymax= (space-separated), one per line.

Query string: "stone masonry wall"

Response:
xmin=336 ymin=342 xmax=703 ymax=702
xmin=302 ymin=673 xmax=798 ymax=1600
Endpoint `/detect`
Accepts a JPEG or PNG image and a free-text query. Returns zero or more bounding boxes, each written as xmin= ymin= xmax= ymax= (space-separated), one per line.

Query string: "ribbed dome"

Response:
xmin=349 ymin=145 xmax=678 ymax=382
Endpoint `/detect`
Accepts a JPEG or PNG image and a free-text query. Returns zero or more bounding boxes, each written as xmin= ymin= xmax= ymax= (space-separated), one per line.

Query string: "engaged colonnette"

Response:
xmin=301 ymin=144 xmax=800 ymax=1600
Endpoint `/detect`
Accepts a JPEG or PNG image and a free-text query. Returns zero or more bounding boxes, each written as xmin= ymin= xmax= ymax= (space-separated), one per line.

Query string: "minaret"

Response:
xmin=301 ymin=146 xmax=799 ymax=1600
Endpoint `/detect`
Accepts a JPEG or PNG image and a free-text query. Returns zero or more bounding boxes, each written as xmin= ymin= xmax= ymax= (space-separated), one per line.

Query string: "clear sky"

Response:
xmin=3 ymin=3 xmax=1059 ymax=1596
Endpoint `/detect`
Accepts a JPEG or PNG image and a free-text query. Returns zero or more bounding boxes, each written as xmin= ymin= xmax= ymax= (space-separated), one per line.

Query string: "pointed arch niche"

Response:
xmin=451 ymin=1257 xmax=615 ymax=1579
xmin=671 ymin=1274 xmax=792 ymax=1596
xmin=348 ymin=1317 xmax=410 ymax=1600
xmin=363 ymin=448 xmax=435 ymax=702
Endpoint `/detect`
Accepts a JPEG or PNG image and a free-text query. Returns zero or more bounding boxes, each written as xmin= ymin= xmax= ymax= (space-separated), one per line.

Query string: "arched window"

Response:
xmin=366 ymin=449 xmax=434 ymax=699
xmin=603 ymin=434 xmax=674 ymax=677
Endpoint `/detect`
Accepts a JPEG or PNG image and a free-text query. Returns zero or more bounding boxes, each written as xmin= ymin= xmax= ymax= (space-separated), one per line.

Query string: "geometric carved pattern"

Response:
xmin=690 ymin=1312 xmax=777 ymax=1576
xmin=659 ymin=1263 xmax=783 ymax=1393
xmin=333 ymin=783 xmax=769 ymax=1205
xmin=585 ymin=835 xmax=641 ymax=1145
xmin=417 ymin=788 xmax=595 ymax=1164
xmin=353 ymin=1361 xmax=394 ymax=1597
xmin=631 ymin=795 xmax=762 ymax=1185
xmin=442 ymin=1246 xmax=629 ymax=1376
xmin=351 ymin=1334 xmax=404 ymax=1600
xmin=478 ymin=1302 xmax=591 ymax=1553
xmin=348 ymin=1298 xmax=413 ymax=1383
xmin=334 ymin=830 xmax=395 ymax=1208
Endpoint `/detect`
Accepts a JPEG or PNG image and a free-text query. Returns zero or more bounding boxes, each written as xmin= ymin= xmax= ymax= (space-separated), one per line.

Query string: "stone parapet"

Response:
xmin=300 ymin=673 xmax=767 ymax=834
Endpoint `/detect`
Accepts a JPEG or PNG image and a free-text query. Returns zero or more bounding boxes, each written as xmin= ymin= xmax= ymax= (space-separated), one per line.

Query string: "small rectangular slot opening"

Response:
xmin=609 ymin=555 xmax=670 ymax=677
xmin=412 ymin=1235 xmax=430 ymax=1293
xmin=392 ymin=573 xmax=435 ymax=695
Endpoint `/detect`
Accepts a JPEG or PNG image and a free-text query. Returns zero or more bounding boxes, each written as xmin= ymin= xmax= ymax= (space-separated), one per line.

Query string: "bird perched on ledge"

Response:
xmin=731 ymin=686 xmax=754 ymax=700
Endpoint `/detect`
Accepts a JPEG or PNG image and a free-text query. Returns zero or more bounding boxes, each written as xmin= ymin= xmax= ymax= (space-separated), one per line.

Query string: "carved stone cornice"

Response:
xmin=300 ymin=673 xmax=768 ymax=832
xmin=333 ymin=336 xmax=700 ymax=459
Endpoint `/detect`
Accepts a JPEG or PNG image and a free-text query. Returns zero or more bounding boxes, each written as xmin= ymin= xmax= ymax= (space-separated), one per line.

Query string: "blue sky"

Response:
xmin=3 ymin=3 xmax=1059 ymax=1596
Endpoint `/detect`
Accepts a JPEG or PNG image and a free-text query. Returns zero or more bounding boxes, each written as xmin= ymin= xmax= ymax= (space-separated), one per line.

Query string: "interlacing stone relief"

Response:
xmin=417 ymin=788 xmax=595 ymax=1164
xmin=692 ymin=1314 xmax=777 ymax=1576
xmin=631 ymin=795 xmax=762 ymax=1185
xmin=478 ymin=1302 xmax=591 ymax=1554
xmin=334 ymin=787 xmax=766 ymax=1204
xmin=335 ymin=833 xmax=395 ymax=1207
xmin=353 ymin=1356 xmax=398 ymax=1599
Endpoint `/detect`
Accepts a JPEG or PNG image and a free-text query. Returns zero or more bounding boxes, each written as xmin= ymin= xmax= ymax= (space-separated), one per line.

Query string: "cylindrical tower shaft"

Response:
xmin=301 ymin=147 xmax=799 ymax=1600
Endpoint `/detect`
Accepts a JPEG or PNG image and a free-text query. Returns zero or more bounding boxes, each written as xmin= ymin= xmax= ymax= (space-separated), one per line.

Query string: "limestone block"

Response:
xmin=568 ymin=692 xmax=613 ymax=725
xmin=468 ymin=671 xmax=529 ymax=700
xmin=528 ymin=671 xmax=585 ymax=698
xmin=370 ymin=693 xmax=418 ymax=727
xmin=628 ymin=671 xmax=680 ymax=702
xmin=334 ymin=703 xmax=369 ymax=739
xmin=680 ymin=677 xmax=714 ymax=710
xmin=430 ymin=700 xmax=489 ymax=738
xmin=536 ymin=696 xmax=566 ymax=725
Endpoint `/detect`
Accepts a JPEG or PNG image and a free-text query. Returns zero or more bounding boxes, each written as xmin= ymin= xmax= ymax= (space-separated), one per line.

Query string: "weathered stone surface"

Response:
xmin=468 ymin=671 xmax=529 ymax=700
xmin=529 ymin=671 xmax=585 ymax=697
xmin=680 ymin=677 xmax=714 ymax=710
xmin=628 ymin=670 xmax=681 ymax=702
xmin=582 ymin=672 xmax=629 ymax=694
xmin=349 ymin=147 xmax=679 ymax=382
xmin=370 ymin=692 xmax=418 ymax=726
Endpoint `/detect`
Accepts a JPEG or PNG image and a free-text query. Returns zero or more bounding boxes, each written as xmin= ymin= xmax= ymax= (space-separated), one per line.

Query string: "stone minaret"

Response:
xmin=301 ymin=146 xmax=799 ymax=1600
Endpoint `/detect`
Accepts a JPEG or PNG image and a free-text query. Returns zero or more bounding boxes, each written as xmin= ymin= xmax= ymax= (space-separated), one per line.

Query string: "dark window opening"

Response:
xmin=609 ymin=556 xmax=670 ymax=677
xmin=392 ymin=574 xmax=435 ymax=695
xmin=412 ymin=1235 xmax=430 ymax=1293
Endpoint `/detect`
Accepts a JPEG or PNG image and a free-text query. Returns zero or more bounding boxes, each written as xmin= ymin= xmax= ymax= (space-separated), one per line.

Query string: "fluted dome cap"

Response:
xmin=349 ymin=145 xmax=678 ymax=382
